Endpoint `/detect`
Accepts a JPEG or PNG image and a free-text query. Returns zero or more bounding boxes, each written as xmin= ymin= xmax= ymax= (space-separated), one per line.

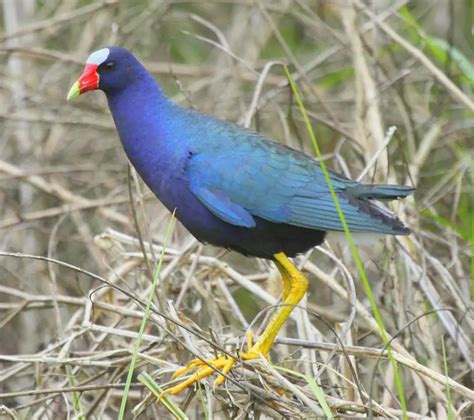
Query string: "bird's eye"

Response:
xmin=104 ymin=62 xmax=115 ymax=70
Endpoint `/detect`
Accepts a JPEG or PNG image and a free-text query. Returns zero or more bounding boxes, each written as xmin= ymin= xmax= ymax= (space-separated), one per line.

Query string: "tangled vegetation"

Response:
xmin=0 ymin=1 xmax=472 ymax=418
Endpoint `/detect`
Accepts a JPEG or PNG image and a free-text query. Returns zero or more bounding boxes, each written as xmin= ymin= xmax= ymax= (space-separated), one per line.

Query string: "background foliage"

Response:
xmin=0 ymin=0 xmax=472 ymax=418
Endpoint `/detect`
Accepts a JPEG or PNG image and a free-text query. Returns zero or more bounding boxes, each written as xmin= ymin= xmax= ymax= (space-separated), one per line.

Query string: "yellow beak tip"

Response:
xmin=67 ymin=81 xmax=80 ymax=101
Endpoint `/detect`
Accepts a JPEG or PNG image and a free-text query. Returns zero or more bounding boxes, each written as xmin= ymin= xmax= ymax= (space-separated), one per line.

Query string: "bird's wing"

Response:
xmin=187 ymin=131 xmax=401 ymax=233
xmin=190 ymin=185 xmax=256 ymax=228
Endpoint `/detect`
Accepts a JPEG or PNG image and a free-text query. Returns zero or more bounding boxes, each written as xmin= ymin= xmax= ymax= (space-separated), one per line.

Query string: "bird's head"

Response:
xmin=67 ymin=47 xmax=141 ymax=100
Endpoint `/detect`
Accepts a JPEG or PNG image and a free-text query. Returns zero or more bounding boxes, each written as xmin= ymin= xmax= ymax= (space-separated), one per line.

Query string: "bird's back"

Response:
xmin=174 ymin=107 xmax=412 ymax=236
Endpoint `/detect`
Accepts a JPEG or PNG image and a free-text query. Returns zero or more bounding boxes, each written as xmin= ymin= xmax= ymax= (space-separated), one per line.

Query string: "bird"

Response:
xmin=67 ymin=47 xmax=414 ymax=395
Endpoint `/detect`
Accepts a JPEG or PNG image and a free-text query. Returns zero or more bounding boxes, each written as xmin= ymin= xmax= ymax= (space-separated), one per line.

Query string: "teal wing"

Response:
xmin=187 ymin=127 xmax=410 ymax=234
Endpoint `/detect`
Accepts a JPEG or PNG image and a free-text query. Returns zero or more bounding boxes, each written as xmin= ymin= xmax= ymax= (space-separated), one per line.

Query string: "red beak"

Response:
xmin=67 ymin=64 xmax=99 ymax=100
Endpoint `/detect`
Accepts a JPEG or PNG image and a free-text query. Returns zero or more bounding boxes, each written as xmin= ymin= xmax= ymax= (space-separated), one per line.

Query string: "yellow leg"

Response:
xmin=276 ymin=259 xmax=292 ymax=302
xmin=168 ymin=252 xmax=309 ymax=394
xmin=251 ymin=252 xmax=309 ymax=355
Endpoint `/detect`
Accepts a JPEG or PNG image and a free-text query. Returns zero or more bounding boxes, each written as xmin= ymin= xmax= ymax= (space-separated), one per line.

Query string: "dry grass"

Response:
xmin=0 ymin=1 xmax=472 ymax=419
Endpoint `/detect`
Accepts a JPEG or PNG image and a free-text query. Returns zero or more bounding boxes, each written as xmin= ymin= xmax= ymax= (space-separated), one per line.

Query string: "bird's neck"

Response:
xmin=106 ymin=71 xmax=170 ymax=134
xmin=105 ymin=75 xmax=176 ymax=170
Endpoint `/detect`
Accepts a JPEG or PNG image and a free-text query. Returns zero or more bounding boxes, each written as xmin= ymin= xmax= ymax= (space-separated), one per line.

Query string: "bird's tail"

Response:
xmin=350 ymin=184 xmax=415 ymax=200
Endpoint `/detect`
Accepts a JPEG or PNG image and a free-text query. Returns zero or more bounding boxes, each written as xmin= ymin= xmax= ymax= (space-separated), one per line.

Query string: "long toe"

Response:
xmin=169 ymin=355 xmax=235 ymax=394
xmin=172 ymin=358 xmax=206 ymax=379
xmin=168 ymin=342 xmax=272 ymax=395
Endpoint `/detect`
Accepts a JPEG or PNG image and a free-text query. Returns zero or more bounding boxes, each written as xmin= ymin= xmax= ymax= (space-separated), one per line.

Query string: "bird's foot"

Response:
xmin=168 ymin=332 xmax=266 ymax=395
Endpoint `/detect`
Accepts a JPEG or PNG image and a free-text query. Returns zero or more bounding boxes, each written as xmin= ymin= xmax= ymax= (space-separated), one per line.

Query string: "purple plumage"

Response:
xmin=68 ymin=47 xmax=413 ymax=258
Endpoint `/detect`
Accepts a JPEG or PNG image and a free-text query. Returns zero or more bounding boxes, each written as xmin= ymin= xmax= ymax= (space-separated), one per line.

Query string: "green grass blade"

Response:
xmin=198 ymin=385 xmax=209 ymax=420
xmin=138 ymin=372 xmax=188 ymax=420
xmin=284 ymin=66 xmax=408 ymax=419
xmin=441 ymin=336 xmax=454 ymax=420
xmin=470 ymin=156 xmax=474 ymax=302
xmin=276 ymin=366 xmax=333 ymax=418
xmin=66 ymin=366 xmax=85 ymax=420
xmin=118 ymin=213 xmax=176 ymax=420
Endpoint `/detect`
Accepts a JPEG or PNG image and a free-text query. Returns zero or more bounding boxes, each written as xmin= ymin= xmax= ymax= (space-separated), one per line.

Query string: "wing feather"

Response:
xmin=187 ymin=127 xmax=403 ymax=234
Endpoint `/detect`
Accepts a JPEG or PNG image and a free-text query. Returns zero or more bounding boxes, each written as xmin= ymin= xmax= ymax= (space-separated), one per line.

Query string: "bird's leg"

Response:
xmin=278 ymin=259 xmax=292 ymax=302
xmin=168 ymin=252 xmax=309 ymax=395
xmin=250 ymin=252 xmax=309 ymax=356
